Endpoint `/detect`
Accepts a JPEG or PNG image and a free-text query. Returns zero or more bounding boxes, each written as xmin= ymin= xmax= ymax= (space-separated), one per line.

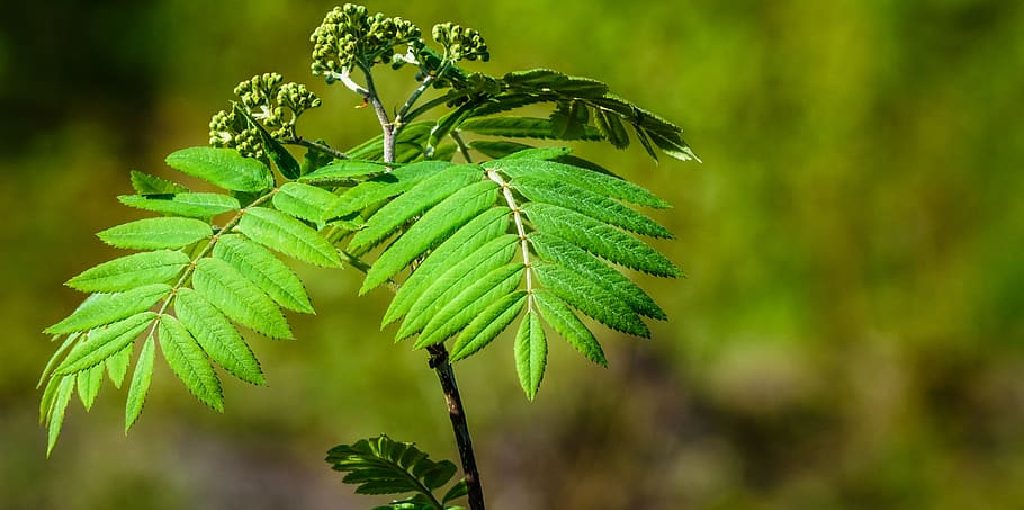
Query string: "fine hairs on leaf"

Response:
xmin=40 ymin=4 xmax=697 ymax=510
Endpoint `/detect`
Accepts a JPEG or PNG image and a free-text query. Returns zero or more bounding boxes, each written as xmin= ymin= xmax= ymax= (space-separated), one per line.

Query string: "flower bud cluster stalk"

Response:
xmin=208 ymin=73 xmax=321 ymax=160
xmin=310 ymin=3 xmax=422 ymax=83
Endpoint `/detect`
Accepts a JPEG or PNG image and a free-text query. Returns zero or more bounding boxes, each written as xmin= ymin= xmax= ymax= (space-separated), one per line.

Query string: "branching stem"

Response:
xmin=361 ymin=74 xmax=487 ymax=510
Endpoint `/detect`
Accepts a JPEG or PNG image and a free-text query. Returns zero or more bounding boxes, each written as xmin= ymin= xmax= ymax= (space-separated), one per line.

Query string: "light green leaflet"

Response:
xmin=360 ymin=180 xmax=499 ymax=294
xmin=533 ymin=289 xmax=606 ymax=366
xmin=165 ymin=146 xmax=273 ymax=192
xmin=348 ymin=164 xmax=484 ymax=254
xmin=98 ymin=217 xmax=212 ymax=250
xmin=212 ymin=234 xmax=313 ymax=314
xmin=45 ymin=285 xmax=168 ymax=335
xmin=118 ymin=193 xmax=240 ymax=219
xmin=382 ymin=207 xmax=511 ymax=327
xmin=66 ymin=250 xmax=188 ymax=292
xmin=191 ymin=258 xmax=292 ymax=339
xmin=124 ymin=334 xmax=155 ymax=431
xmin=513 ymin=311 xmax=547 ymax=400
xmin=158 ymin=314 xmax=223 ymax=412
xmin=174 ymin=287 xmax=266 ymax=384
xmin=237 ymin=207 xmax=342 ymax=268
xmin=272 ymin=182 xmax=340 ymax=226
xmin=54 ymin=312 xmax=156 ymax=376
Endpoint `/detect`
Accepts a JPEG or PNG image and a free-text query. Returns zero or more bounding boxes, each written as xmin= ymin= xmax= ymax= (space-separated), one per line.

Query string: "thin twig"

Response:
xmin=282 ymin=137 xmax=348 ymax=160
xmin=451 ymin=130 xmax=473 ymax=164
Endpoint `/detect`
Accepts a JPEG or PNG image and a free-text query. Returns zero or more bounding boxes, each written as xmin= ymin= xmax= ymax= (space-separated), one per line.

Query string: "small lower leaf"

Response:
xmin=514 ymin=311 xmax=548 ymax=400
xmin=46 ymin=375 xmax=75 ymax=456
xmin=124 ymin=334 xmax=155 ymax=432
xmin=76 ymin=364 xmax=105 ymax=411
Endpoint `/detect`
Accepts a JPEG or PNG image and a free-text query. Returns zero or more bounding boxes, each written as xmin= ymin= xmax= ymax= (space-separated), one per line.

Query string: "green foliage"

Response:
xmin=326 ymin=435 xmax=466 ymax=510
xmin=40 ymin=12 xmax=695 ymax=502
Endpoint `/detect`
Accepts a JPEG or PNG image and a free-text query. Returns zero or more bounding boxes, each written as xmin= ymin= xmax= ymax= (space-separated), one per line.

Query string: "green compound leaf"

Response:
xmin=130 ymin=170 xmax=189 ymax=195
xmin=326 ymin=434 xmax=459 ymax=504
xmin=237 ymin=207 xmax=341 ymax=268
xmin=416 ymin=262 xmax=524 ymax=349
xmin=97 ymin=217 xmax=213 ymax=250
xmin=450 ymin=291 xmax=527 ymax=361
xmin=334 ymin=160 xmax=453 ymax=216
xmin=488 ymin=157 xmax=669 ymax=209
xmin=106 ymin=344 xmax=132 ymax=388
xmin=157 ymin=314 xmax=224 ymax=412
xmin=397 ymin=234 xmax=518 ymax=341
xmin=382 ymin=207 xmax=510 ymax=328
xmin=513 ymin=311 xmax=548 ymax=400
xmin=174 ymin=287 xmax=265 ymax=385
xmin=124 ymin=333 xmax=155 ymax=432
xmin=191 ymin=258 xmax=292 ymax=340
xmin=66 ymin=250 xmax=189 ymax=293
xmin=529 ymin=232 xmax=665 ymax=320
xmin=273 ymin=182 xmax=341 ymax=226
xmin=299 ymin=160 xmax=390 ymax=185
xmin=165 ymin=146 xmax=273 ymax=192
xmin=533 ymin=289 xmax=607 ymax=367
xmin=76 ymin=364 xmax=105 ymax=411
xmin=54 ymin=312 xmax=156 ymax=376
xmin=348 ymin=165 xmax=484 ymax=254
xmin=361 ymin=180 xmax=499 ymax=294
xmin=213 ymin=234 xmax=313 ymax=314
xmin=117 ymin=193 xmax=240 ymax=219
xmin=523 ymin=203 xmax=680 ymax=277
xmin=533 ymin=262 xmax=650 ymax=338
xmin=46 ymin=375 xmax=75 ymax=456
xmin=511 ymin=177 xmax=672 ymax=238
xmin=46 ymin=285 xmax=169 ymax=335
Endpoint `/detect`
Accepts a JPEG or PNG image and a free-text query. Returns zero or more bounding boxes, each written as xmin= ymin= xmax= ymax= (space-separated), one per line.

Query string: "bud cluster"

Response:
xmin=311 ymin=3 xmax=422 ymax=81
xmin=209 ymin=73 xmax=322 ymax=159
xmin=431 ymin=23 xmax=489 ymax=63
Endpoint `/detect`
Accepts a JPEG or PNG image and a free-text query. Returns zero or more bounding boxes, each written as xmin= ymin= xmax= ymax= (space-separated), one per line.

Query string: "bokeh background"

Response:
xmin=2 ymin=0 xmax=1023 ymax=508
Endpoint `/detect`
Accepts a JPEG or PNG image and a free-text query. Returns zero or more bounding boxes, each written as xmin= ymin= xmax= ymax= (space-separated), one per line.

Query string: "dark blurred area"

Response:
xmin=2 ymin=1 xmax=1023 ymax=508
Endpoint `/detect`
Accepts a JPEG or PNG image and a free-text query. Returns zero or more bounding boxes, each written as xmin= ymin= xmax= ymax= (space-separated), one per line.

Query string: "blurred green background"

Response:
xmin=2 ymin=0 xmax=1023 ymax=508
